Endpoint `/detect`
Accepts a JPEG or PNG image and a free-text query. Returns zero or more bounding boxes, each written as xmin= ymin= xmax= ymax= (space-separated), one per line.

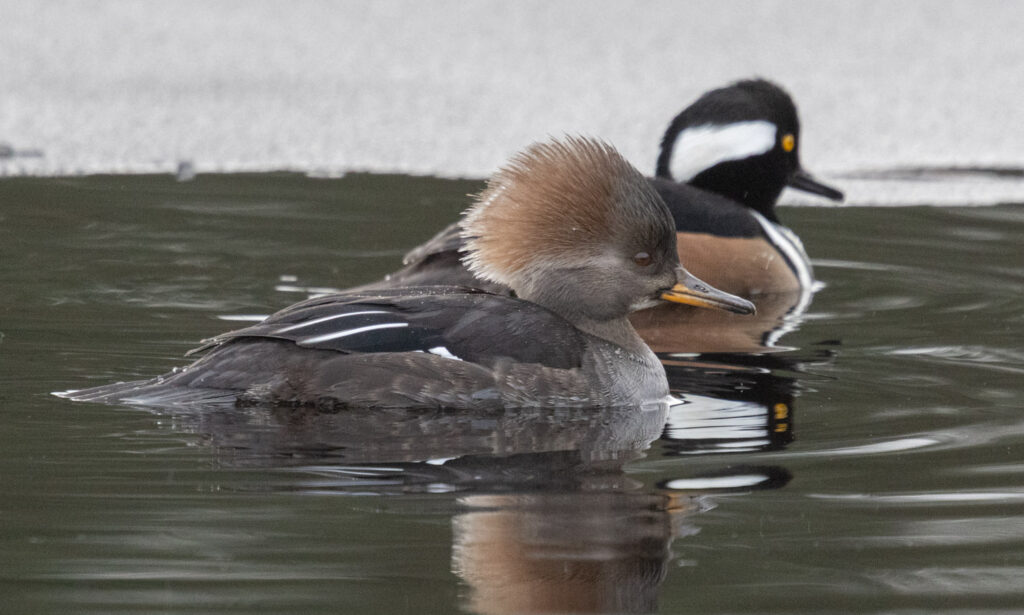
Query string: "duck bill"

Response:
xmin=789 ymin=168 xmax=844 ymax=201
xmin=661 ymin=270 xmax=756 ymax=315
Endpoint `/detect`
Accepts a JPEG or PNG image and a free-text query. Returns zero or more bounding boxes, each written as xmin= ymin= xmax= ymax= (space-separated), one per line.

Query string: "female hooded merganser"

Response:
xmin=60 ymin=137 xmax=754 ymax=410
xmin=360 ymin=79 xmax=843 ymax=299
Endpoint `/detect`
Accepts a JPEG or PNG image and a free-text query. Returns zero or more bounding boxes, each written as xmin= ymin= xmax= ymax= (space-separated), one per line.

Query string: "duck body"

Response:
xmin=68 ymin=287 xmax=669 ymax=409
xmin=61 ymin=138 xmax=754 ymax=410
xmin=649 ymin=177 xmax=812 ymax=296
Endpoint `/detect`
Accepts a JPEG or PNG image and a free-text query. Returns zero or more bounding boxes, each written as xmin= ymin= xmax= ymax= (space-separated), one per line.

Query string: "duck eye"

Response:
xmin=633 ymin=251 xmax=652 ymax=267
xmin=781 ymin=133 xmax=796 ymax=153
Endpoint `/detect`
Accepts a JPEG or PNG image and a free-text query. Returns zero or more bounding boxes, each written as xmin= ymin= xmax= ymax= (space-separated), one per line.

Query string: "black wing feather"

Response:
xmin=191 ymin=287 xmax=584 ymax=370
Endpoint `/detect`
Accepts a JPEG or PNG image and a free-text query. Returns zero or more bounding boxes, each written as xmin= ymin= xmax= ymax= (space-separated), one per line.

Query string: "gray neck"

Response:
xmin=574 ymin=316 xmax=654 ymax=358
xmin=576 ymin=315 xmax=669 ymax=403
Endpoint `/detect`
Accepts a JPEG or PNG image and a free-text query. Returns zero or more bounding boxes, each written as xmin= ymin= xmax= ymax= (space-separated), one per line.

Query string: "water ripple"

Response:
xmin=807 ymin=437 xmax=941 ymax=457
xmin=809 ymin=491 xmax=1024 ymax=505
xmin=869 ymin=567 xmax=1024 ymax=596
xmin=887 ymin=345 xmax=1024 ymax=375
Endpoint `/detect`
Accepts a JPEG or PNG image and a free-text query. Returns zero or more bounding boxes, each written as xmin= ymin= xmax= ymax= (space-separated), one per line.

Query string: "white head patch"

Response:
xmin=669 ymin=120 xmax=778 ymax=181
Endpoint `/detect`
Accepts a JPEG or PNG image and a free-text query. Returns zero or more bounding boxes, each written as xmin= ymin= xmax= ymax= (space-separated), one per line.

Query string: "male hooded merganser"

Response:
xmin=360 ymin=79 xmax=843 ymax=299
xmin=651 ymin=78 xmax=843 ymax=296
xmin=60 ymin=137 xmax=754 ymax=410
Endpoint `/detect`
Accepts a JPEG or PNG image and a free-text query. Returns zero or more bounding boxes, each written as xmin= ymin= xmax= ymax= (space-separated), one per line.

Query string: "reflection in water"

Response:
xmin=172 ymin=402 xmax=669 ymax=469
xmin=661 ymin=355 xmax=801 ymax=455
xmin=146 ymin=396 xmax=791 ymax=614
xmin=452 ymin=466 xmax=791 ymax=615
xmin=453 ymin=492 xmax=683 ymax=615
xmin=636 ymin=282 xmax=837 ymax=458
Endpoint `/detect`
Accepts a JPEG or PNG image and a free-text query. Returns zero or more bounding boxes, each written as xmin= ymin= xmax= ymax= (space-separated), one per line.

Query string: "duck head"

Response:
xmin=656 ymin=79 xmax=844 ymax=222
xmin=462 ymin=136 xmax=755 ymax=323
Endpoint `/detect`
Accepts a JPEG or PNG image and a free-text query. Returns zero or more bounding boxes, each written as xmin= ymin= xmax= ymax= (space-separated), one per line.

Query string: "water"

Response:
xmin=2 ymin=173 xmax=1023 ymax=613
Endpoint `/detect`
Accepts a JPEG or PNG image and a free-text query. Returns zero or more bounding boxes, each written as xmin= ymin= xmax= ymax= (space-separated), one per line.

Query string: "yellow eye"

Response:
xmin=781 ymin=133 xmax=796 ymax=152
xmin=633 ymin=252 xmax=652 ymax=267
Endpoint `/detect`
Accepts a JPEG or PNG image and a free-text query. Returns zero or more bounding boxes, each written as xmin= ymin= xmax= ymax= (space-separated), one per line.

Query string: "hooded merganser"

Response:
xmin=59 ymin=137 xmax=754 ymax=410
xmin=360 ymin=79 xmax=842 ymax=299
xmin=652 ymin=78 xmax=843 ymax=296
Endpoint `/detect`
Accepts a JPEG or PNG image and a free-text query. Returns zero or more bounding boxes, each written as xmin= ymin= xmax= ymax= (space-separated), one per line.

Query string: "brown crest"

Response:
xmin=462 ymin=136 xmax=665 ymax=286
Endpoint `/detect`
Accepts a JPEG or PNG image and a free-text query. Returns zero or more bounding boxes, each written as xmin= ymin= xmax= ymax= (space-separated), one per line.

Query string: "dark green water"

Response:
xmin=2 ymin=174 xmax=1023 ymax=613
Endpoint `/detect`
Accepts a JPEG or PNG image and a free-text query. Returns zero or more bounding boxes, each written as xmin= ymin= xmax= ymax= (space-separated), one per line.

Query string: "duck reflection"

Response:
xmin=155 ymin=396 xmax=795 ymax=614
xmin=452 ymin=491 xmax=682 ymax=614
xmin=632 ymin=282 xmax=836 ymax=459
xmin=182 ymin=402 xmax=669 ymax=470
xmin=660 ymin=354 xmax=798 ymax=455
xmin=452 ymin=462 xmax=794 ymax=613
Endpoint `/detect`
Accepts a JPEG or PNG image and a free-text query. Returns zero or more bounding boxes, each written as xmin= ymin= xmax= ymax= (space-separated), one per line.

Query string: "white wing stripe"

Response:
xmin=274 ymin=310 xmax=390 ymax=334
xmin=302 ymin=322 xmax=409 ymax=344
xmin=428 ymin=346 xmax=463 ymax=361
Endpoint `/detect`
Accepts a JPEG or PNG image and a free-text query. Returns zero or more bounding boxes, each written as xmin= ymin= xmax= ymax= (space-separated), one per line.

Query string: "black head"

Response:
xmin=656 ymin=79 xmax=843 ymax=222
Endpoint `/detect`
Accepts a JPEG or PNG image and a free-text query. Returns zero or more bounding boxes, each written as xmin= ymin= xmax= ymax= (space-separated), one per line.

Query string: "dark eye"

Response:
xmin=633 ymin=251 xmax=652 ymax=267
